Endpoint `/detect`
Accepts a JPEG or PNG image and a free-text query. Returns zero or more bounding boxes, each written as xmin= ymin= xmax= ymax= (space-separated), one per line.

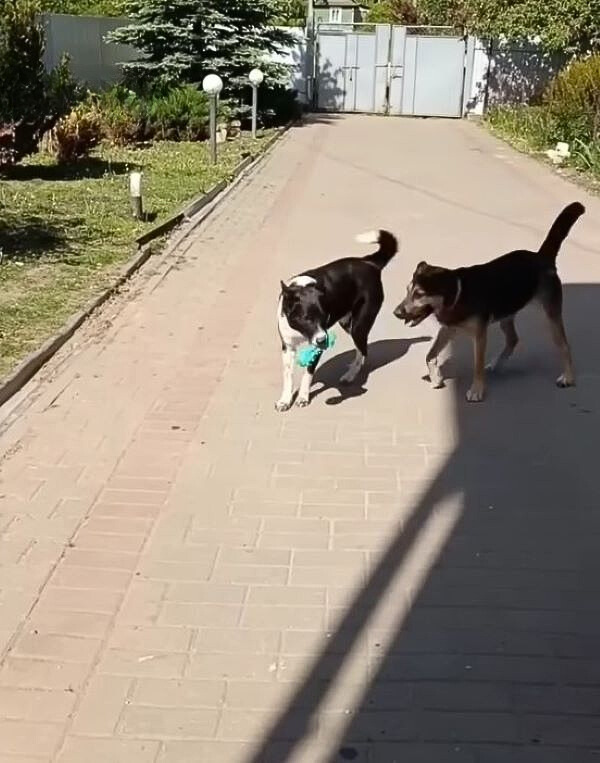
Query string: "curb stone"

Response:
xmin=135 ymin=126 xmax=289 ymax=247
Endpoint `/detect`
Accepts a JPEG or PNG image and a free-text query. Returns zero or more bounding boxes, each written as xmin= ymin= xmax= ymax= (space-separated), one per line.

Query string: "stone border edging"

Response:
xmin=0 ymin=121 xmax=295 ymax=410
xmin=135 ymin=129 xmax=285 ymax=248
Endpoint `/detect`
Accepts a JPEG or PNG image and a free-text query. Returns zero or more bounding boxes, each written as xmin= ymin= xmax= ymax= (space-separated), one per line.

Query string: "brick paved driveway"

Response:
xmin=2 ymin=115 xmax=600 ymax=762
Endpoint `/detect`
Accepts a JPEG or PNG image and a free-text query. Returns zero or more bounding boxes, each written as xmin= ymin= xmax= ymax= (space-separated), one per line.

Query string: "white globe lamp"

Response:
xmin=202 ymin=73 xmax=223 ymax=96
xmin=249 ymin=68 xmax=264 ymax=87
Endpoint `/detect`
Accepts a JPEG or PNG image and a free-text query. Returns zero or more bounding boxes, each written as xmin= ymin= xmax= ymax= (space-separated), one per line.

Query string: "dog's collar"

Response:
xmin=449 ymin=276 xmax=462 ymax=309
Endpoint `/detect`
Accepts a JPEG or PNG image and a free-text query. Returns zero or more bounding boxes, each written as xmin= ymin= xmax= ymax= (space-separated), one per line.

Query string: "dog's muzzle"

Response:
xmin=394 ymin=302 xmax=431 ymax=327
xmin=393 ymin=303 xmax=408 ymax=320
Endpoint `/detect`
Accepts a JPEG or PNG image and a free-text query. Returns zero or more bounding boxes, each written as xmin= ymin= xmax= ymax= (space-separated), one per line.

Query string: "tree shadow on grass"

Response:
xmin=0 ymin=212 xmax=71 ymax=259
xmin=1 ymin=157 xmax=130 ymax=182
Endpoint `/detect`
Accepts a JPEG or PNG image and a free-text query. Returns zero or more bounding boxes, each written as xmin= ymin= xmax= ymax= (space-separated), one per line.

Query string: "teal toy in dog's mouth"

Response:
xmin=297 ymin=331 xmax=337 ymax=368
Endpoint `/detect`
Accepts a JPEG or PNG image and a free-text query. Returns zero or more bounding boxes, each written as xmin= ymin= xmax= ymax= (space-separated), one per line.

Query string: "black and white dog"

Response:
xmin=276 ymin=230 xmax=398 ymax=411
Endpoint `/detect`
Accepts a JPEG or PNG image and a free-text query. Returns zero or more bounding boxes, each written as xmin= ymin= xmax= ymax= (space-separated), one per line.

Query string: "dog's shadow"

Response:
xmin=313 ymin=337 xmax=430 ymax=406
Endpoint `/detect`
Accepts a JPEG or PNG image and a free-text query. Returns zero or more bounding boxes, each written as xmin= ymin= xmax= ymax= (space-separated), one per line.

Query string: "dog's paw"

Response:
xmin=428 ymin=369 xmax=444 ymax=389
xmin=466 ymin=385 xmax=485 ymax=403
xmin=556 ymin=374 xmax=575 ymax=388
xmin=275 ymin=400 xmax=293 ymax=412
xmin=426 ymin=361 xmax=445 ymax=389
xmin=295 ymin=397 xmax=310 ymax=408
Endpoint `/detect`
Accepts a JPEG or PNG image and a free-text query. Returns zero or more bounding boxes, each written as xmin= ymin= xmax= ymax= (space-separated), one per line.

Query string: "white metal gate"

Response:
xmin=316 ymin=24 xmax=472 ymax=118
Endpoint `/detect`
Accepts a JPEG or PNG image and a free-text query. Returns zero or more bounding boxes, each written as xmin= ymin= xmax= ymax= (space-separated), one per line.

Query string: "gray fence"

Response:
xmin=41 ymin=13 xmax=137 ymax=88
xmin=466 ymin=38 xmax=567 ymax=116
xmin=486 ymin=42 xmax=566 ymax=105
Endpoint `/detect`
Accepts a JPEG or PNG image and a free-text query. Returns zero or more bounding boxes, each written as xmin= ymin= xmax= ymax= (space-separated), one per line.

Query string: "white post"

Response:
xmin=129 ymin=171 xmax=143 ymax=220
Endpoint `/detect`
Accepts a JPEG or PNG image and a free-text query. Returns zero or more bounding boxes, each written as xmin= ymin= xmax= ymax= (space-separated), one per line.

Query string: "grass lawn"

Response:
xmin=485 ymin=106 xmax=600 ymax=195
xmin=0 ymin=133 xmax=273 ymax=379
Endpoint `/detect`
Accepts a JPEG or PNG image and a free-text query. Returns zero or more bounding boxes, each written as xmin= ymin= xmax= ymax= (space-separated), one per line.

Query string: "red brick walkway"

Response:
xmin=2 ymin=116 xmax=600 ymax=762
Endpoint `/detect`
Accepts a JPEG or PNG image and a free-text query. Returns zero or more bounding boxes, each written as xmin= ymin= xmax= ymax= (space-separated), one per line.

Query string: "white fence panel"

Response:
xmin=41 ymin=13 xmax=137 ymax=88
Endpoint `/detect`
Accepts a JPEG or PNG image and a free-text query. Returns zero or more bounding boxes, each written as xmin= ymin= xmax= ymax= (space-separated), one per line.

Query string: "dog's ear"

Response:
xmin=280 ymin=280 xmax=289 ymax=295
xmin=427 ymin=270 xmax=458 ymax=305
xmin=415 ymin=261 xmax=429 ymax=275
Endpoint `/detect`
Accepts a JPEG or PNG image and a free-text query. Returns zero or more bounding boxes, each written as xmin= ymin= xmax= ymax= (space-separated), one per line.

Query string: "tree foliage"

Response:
xmin=365 ymin=0 xmax=418 ymax=24
xmin=38 ymin=0 xmax=126 ymax=15
xmin=273 ymin=0 xmax=306 ymax=26
xmin=470 ymin=0 xmax=600 ymax=54
xmin=109 ymin=0 xmax=295 ymax=98
xmin=365 ymin=0 xmax=600 ymax=53
xmin=0 ymin=0 xmax=47 ymax=125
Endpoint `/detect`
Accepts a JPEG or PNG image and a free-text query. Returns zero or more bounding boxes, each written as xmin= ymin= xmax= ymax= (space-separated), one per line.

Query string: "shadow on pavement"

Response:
xmin=313 ymin=337 xmax=431 ymax=406
xmin=249 ymin=282 xmax=600 ymax=762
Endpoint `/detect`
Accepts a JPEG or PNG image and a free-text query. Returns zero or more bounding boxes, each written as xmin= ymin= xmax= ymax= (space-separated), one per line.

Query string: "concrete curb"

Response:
xmin=0 ymin=121 xmax=295 ymax=411
xmin=135 ymin=128 xmax=287 ymax=248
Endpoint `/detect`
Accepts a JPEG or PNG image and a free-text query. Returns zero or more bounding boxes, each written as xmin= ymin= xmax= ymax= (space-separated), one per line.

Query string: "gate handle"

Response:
xmin=342 ymin=65 xmax=359 ymax=82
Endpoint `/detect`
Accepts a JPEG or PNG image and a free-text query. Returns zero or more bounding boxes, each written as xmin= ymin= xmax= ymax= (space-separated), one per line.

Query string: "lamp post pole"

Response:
xmin=209 ymin=97 xmax=217 ymax=162
xmin=202 ymin=74 xmax=224 ymax=164
xmin=248 ymin=68 xmax=264 ymax=139
xmin=251 ymin=85 xmax=258 ymax=139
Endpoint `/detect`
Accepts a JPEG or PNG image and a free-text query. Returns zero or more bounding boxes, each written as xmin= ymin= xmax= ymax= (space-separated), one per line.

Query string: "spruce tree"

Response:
xmin=110 ymin=0 xmax=294 ymax=98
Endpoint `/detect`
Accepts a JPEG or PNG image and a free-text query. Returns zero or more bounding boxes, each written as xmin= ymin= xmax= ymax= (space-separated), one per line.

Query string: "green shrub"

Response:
xmin=233 ymin=85 xmax=300 ymax=130
xmin=486 ymin=56 xmax=600 ymax=182
xmin=0 ymin=1 xmax=82 ymax=167
xmin=258 ymin=86 xmax=301 ymax=127
xmin=46 ymin=56 xmax=85 ymax=124
xmin=0 ymin=0 xmax=46 ymax=127
xmin=146 ymin=86 xmax=211 ymax=141
xmin=545 ymin=55 xmax=600 ymax=143
xmin=47 ymin=99 xmax=102 ymax=163
xmin=96 ymin=86 xmax=147 ymax=145
xmin=487 ymin=104 xmax=559 ymax=151
xmin=569 ymin=138 xmax=600 ymax=174
xmin=97 ymin=85 xmax=230 ymax=145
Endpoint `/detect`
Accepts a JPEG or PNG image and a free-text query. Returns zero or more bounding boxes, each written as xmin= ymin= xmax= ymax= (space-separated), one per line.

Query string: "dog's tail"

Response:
xmin=355 ymin=229 xmax=398 ymax=269
xmin=538 ymin=202 xmax=585 ymax=261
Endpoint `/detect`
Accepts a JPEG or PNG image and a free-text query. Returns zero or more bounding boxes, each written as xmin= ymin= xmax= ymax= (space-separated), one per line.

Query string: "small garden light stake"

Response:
xmin=249 ymin=68 xmax=264 ymax=139
xmin=129 ymin=170 xmax=143 ymax=220
xmin=202 ymin=74 xmax=224 ymax=164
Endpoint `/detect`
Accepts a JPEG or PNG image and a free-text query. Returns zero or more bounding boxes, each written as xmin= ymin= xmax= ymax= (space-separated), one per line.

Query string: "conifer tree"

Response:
xmin=110 ymin=0 xmax=294 ymax=97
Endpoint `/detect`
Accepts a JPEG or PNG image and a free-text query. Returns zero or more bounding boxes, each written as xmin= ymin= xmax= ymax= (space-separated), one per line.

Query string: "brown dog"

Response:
xmin=394 ymin=202 xmax=585 ymax=402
